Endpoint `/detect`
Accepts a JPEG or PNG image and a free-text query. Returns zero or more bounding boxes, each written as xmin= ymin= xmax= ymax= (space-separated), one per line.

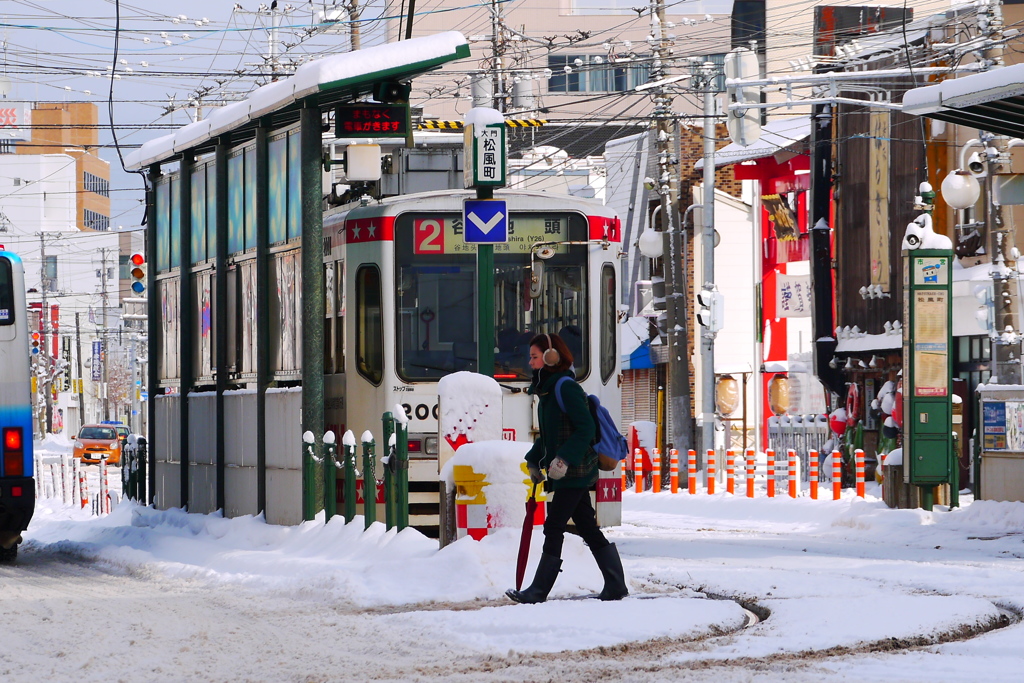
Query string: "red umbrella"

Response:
xmin=516 ymin=481 xmax=541 ymax=591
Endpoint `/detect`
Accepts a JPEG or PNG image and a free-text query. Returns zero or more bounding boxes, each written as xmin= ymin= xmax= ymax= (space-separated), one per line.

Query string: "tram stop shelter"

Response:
xmin=124 ymin=32 xmax=470 ymax=524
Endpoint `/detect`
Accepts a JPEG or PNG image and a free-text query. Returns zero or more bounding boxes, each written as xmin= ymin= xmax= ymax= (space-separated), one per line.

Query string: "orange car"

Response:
xmin=73 ymin=424 xmax=122 ymax=465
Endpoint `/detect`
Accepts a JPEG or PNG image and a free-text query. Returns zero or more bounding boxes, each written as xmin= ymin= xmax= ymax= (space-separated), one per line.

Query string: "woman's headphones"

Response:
xmin=542 ymin=333 xmax=561 ymax=366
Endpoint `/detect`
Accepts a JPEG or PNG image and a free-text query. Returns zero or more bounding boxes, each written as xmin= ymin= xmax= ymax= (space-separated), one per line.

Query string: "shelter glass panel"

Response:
xmin=206 ymin=161 xmax=217 ymax=258
xmin=156 ymin=179 xmax=170 ymax=272
xmin=169 ymin=176 xmax=181 ymax=269
xmin=228 ymin=150 xmax=244 ymax=254
xmin=245 ymin=146 xmax=257 ymax=250
xmin=269 ymin=133 xmax=288 ymax=244
xmin=191 ymin=165 xmax=206 ymax=264
xmin=287 ymin=130 xmax=301 ymax=240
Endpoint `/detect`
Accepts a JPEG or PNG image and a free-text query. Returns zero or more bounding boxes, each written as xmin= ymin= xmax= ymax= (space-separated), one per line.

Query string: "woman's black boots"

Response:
xmin=593 ymin=543 xmax=629 ymax=601
xmin=506 ymin=553 xmax=562 ymax=604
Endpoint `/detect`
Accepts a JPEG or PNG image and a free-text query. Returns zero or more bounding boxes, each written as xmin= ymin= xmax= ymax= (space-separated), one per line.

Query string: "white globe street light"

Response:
xmin=940 ymin=170 xmax=981 ymax=210
xmin=638 ymin=228 xmax=664 ymax=258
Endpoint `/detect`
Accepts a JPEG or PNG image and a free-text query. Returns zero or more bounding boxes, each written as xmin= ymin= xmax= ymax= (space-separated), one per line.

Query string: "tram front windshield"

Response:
xmin=395 ymin=211 xmax=589 ymax=382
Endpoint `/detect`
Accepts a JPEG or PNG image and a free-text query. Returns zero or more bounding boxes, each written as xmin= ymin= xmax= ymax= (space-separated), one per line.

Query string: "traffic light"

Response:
xmin=696 ymin=288 xmax=724 ymax=333
xmin=29 ymin=330 xmax=41 ymax=355
xmin=130 ymin=253 xmax=146 ymax=294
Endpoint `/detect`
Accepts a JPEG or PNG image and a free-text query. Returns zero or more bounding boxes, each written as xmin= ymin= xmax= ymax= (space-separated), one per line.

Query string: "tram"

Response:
xmin=323 ymin=189 xmax=623 ymax=530
xmin=0 ymin=248 xmax=35 ymax=562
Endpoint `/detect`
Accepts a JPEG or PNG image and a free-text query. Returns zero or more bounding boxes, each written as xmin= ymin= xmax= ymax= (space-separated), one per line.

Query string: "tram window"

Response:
xmin=393 ymin=211 xmax=590 ymax=382
xmin=600 ymin=264 xmax=616 ymax=384
xmin=0 ymin=258 xmax=13 ymax=325
xmin=356 ymin=265 xmax=383 ymax=385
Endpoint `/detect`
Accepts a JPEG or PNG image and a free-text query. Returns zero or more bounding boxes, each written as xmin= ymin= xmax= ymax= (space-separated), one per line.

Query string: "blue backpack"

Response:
xmin=554 ymin=376 xmax=629 ymax=471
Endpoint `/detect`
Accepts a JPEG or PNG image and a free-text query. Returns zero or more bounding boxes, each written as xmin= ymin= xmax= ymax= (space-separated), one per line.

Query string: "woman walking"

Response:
xmin=506 ymin=332 xmax=628 ymax=603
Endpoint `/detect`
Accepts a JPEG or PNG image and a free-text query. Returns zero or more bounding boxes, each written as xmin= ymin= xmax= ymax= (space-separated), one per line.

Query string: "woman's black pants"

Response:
xmin=542 ymin=486 xmax=609 ymax=557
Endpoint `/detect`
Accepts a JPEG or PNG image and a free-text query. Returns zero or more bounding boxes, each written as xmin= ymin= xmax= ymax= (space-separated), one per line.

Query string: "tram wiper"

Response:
xmin=497 ymin=384 xmax=522 ymax=393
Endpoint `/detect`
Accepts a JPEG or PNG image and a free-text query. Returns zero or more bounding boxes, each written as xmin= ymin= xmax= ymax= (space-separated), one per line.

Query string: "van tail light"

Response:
xmin=3 ymin=427 xmax=24 ymax=476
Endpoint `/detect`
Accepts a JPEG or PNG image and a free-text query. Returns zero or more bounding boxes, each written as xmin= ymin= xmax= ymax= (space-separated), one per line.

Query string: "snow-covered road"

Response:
xmin=6 ymin=480 xmax=1024 ymax=682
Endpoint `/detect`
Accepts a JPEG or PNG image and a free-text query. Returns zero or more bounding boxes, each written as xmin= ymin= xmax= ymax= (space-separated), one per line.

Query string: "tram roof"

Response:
xmin=125 ymin=32 xmax=470 ymax=171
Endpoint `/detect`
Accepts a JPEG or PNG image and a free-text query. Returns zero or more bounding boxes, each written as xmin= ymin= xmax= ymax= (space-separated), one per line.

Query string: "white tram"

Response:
xmin=322 ymin=189 xmax=623 ymax=531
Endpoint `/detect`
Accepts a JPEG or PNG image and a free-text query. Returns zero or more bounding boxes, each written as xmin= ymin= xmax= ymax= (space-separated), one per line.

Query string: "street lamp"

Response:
xmin=940 ymin=170 xmax=981 ymax=210
xmin=638 ymin=228 xmax=664 ymax=259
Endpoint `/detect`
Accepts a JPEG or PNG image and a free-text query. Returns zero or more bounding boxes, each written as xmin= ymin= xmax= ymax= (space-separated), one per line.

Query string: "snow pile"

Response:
xmin=438 ymin=371 xmax=504 ymax=444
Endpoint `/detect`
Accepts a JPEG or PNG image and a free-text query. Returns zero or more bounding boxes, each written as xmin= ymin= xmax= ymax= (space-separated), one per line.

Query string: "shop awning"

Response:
xmin=695 ymin=116 xmax=810 ymax=170
xmin=125 ymin=31 xmax=470 ymax=170
xmin=902 ymin=63 xmax=1024 ymax=138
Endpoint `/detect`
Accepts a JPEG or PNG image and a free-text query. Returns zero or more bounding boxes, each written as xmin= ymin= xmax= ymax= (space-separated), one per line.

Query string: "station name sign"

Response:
xmin=335 ymin=103 xmax=410 ymax=138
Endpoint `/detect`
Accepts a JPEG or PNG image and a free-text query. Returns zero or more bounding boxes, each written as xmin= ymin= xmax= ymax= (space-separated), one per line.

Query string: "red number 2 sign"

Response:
xmin=414 ymin=218 xmax=445 ymax=254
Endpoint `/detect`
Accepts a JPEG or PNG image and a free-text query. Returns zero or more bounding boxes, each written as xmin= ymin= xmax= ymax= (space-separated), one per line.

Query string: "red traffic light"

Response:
xmin=131 ymin=253 xmax=145 ymax=266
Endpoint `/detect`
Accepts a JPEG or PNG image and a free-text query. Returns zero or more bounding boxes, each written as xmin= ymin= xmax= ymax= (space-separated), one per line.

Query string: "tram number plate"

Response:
xmin=502 ymin=428 xmax=515 ymax=441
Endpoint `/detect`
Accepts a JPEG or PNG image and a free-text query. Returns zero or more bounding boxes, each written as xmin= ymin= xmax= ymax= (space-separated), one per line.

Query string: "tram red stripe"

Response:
xmin=588 ymin=215 xmax=622 ymax=242
xmin=342 ymin=216 xmax=395 ymax=244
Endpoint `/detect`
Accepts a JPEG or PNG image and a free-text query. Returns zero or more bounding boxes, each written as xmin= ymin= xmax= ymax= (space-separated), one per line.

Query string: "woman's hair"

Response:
xmin=529 ymin=332 xmax=574 ymax=372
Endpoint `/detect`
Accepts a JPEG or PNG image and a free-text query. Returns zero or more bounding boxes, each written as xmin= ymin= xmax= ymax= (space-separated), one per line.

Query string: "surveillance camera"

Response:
xmin=902 ymin=220 xmax=924 ymax=250
xmin=967 ymin=152 xmax=987 ymax=177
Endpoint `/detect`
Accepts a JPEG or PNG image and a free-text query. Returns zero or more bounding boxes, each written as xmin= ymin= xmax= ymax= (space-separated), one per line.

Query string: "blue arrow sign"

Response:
xmin=463 ymin=199 xmax=508 ymax=244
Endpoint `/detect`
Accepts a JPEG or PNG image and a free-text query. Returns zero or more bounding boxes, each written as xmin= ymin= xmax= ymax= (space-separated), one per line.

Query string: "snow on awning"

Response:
xmin=902 ymin=63 xmax=1024 ymax=139
xmin=695 ymin=116 xmax=810 ymax=170
xmin=125 ymin=32 xmax=470 ymax=171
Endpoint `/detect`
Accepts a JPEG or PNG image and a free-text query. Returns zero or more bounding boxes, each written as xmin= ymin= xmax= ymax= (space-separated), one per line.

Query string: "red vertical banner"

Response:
xmin=50 ymin=304 xmax=59 ymax=358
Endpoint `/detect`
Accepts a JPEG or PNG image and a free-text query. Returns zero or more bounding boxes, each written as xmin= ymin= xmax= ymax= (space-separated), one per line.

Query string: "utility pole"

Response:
xmin=490 ymin=0 xmax=506 ymax=112
xmin=651 ymin=0 xmax=693 ymax=455
xmin=979 ymin=3 xmax=1019 ymax=383
xmin=75 ymin=312 xmax=84 ymax=428
xmin=700 ymin=63 xmax=718 ymax=459
xmin=100 ymin=247 xmax=109 ymax=421
xmin=39 ymin=233 xmax=52 ymax=434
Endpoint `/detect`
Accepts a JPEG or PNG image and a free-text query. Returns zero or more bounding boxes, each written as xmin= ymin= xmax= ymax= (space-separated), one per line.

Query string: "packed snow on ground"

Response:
xmin=8 ymin=437 xmax=1024 ymax=682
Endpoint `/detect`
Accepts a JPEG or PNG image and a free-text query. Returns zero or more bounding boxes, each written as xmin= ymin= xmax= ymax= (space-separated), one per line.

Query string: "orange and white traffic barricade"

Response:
xmin=788 ymin=449 xmax=798 ymax=499
xmin=687 ymin=449 xmax=697 ymax=495
xmin=79 ymin=469 xmax=89 ymax=509
xmin=652 ymin=448 xmax=662 ymax=492
xmin=832 ymin=450 xmax=842 ymax=500
xmin=669 ymin=449 xmax=679 ymax=494
xmin=634 ymin=448 xmax=644 ymax=493
xmin=706 ymin=449 xmax=716 ymax=495
xmin=809 ymin=449 xmax=819 ymax=500
xmin=855 ymin=448 xmax=865 ymax=498
xmin=726 ymin=450 xmax=735 ymax=495
xmin=745 ymin=449 xmax=755 ymax=498
xmin=766 ymin=449 xmax=776 ymax=498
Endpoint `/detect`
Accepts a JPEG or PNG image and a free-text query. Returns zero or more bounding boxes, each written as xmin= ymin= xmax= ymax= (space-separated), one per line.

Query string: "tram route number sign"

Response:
xmin=335 ymin=103 xmax=410 ymax=138
xmin=462 ymin=199 xmax=508 ymax=244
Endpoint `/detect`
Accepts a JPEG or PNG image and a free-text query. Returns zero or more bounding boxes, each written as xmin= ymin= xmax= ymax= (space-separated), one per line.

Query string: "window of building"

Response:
xmin=954 ymin=335 xmax=991 ymax=398
xmin=119 ymin=253 xmax=131 ymax=280
xmin=0 ymin=141 xmax=15 ymax=154
xmin=84 ymin=209 xmax=110 ymax=231
xmin=547 ymin=55 xmax=650 ymax=92
xmin=84 ymin=171 xmax=110 ymax=197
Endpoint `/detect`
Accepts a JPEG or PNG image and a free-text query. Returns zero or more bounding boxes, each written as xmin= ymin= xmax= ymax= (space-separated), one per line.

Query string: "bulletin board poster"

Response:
xmin=913 ymin=290 xmax=948 ymax=396
xmin=984 ymin=401 xmax=1007 ymax=450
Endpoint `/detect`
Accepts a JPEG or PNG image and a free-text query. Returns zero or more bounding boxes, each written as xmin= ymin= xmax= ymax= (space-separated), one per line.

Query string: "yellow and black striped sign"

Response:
xmin=417 ymin=119 xmax=547 ymax=130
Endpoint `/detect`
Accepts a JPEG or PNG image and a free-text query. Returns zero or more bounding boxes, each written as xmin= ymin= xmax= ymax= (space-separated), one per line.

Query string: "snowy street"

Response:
xmin=6 ymin=443 xmax=1024 ymax=683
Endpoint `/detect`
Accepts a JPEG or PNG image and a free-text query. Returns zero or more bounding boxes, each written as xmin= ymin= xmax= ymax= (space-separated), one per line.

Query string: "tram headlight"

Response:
xmin=423 ymin=435 xmax=438 ymax=456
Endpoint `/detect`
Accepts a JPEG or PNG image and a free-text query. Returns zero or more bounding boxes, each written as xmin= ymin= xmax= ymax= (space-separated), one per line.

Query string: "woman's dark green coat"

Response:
xmin=524 ymin=369 xmax=598 ymax=490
